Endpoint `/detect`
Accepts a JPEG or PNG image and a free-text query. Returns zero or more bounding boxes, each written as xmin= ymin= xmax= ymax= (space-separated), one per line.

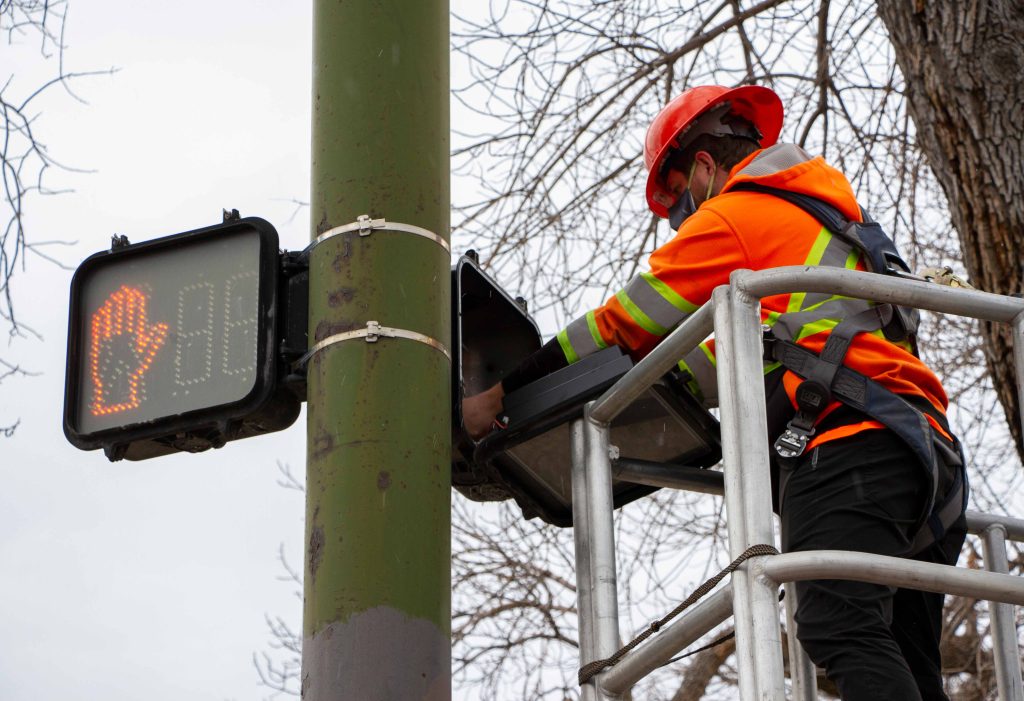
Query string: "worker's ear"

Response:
xmin=692 ymin=150 xmax=716 ymax=175
xmin=711 ymin=158 xmax=731 ymax=195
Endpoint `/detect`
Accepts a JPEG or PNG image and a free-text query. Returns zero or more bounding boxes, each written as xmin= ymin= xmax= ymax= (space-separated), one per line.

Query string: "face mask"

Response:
xmin=667 ymin=160 xmax=717 ymax=230
xmin=668 ymin=190 xmax=696 ymax=230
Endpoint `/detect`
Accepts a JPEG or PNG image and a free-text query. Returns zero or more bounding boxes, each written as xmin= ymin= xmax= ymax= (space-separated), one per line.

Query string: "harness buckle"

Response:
xmin=774 ymin=423 xmax=814 ymax=459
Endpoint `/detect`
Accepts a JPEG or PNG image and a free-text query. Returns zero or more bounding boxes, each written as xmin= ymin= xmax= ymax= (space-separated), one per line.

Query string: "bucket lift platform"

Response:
xmin=451 ymin=258 xmax=1024 ymax=701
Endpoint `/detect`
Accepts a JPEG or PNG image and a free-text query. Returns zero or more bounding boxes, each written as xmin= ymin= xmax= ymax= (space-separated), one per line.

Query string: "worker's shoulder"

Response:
xmin=719 ymin=143 xmax=860 ymax=224
xmin=732 ymin=143 xmax=819 ymax=181
xmin=724 ymin=143 xmax=845 ymax=197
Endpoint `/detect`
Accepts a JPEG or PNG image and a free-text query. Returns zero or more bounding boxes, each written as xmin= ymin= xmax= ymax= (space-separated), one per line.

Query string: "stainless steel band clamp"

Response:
xmin=313 ymin=214 xmax=450 ymax=254
xmin=296 ymin=320 xmax=451 ymax=370
xmin=297 ymin=215 xmax=451 ymax=370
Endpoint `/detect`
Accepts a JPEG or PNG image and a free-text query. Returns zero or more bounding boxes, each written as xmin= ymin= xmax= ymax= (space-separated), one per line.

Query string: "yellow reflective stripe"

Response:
xmin=679 ymin=342 xmax=718 ymax=405
xmin=624 ymin=274 xmax=688 ymax=332
xmin=801 ymin=293 xmax=854 ymax=314
xmin=787 ymin=290 xmax=806 ymax=315
xmin=676 ymin=358 xmax=704 ymax=399
xmin=640 ymin=272 xmax=699 ymax=314
xmin=804 ymin=226 xmax=833 ymax=266
xmin=795 ymin=317 xmax=838 ymax=342
xmin=842 ymin=250 xmax=911 ymax=352
xmin=789 ymin=227 xmax=834 ymax=313
xmin=563 ymin=314 xmax=605 ymax=361
xmin=699 ymin=342 xmax=716 ymax=367
xmin=585 ymin=311 xmax=608 ymax=350
xmin=556 ymin=329 xmax=579 ymax=364
xmin=762 ymin=311 xmax=782 ymax=374
xmin=615 ymin=289 xmax=667 ymax=336
xmin=797 ymin=322 xmax=915 ymax=351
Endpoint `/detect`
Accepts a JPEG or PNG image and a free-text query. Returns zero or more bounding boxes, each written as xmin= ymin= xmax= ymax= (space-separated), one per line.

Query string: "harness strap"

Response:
xmin=911 ymin=439 xmax=968 ymax=554
xmin=774 ymin=306 xmax=894 ymax=457
xmin=731 ymin=182 xmax=920 ymax=344
xmin=765 ymin=335 xmax=954 ymax=543
xmin=729 ymin=182 xmax=908 ymax=274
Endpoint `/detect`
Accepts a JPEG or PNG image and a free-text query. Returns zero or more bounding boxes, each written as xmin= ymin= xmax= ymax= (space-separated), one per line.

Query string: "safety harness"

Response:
xmin=731 ymin=182 xmax=969 ymax=553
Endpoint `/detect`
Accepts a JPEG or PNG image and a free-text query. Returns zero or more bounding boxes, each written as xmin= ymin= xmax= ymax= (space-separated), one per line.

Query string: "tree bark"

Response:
xmin=669 ymin=635 xmax=736 ymax=701
xmin=876 ymin=0 xmax=1024 ymax=461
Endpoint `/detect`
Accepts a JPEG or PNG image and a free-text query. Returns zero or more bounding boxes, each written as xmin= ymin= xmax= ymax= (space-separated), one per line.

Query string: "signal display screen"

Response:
xmin=72 ymin=229 xmax=262 ymax=435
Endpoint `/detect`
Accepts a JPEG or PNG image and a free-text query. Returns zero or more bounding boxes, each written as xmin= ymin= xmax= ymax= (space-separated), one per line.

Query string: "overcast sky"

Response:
xmin=2 ymin=2 xmax=326 ymax=699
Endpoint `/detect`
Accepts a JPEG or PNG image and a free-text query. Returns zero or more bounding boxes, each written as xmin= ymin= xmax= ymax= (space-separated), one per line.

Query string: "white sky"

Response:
xmin=2 ymin=2 xmax=319 ymax=699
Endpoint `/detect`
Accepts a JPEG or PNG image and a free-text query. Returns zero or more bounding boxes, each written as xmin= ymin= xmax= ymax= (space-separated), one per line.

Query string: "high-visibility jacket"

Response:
xmin=556 ymin=143 xmax=949 ymax=448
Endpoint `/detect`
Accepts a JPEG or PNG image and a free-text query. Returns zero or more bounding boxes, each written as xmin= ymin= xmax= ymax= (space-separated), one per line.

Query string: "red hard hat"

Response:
xmin=644 ymin=85 xmax=784 ymax=218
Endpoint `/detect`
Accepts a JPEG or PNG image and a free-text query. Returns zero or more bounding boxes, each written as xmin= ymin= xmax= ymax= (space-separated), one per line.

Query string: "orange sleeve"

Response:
xmin=589 ymin=208 xmax=750 ymax=361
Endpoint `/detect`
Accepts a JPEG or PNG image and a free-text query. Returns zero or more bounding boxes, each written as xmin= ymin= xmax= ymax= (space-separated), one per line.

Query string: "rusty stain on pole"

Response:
xmin=302 ymin=0 xmax=450 ymax=698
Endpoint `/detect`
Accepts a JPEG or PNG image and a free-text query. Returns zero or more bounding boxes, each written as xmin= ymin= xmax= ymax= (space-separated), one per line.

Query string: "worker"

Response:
xmin=462 ymin=84 xmax=967 ymax=701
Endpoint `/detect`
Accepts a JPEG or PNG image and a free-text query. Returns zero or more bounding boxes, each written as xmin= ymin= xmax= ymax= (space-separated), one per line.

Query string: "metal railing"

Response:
xmin=569 ymin=266 xmax=1024 ymax=701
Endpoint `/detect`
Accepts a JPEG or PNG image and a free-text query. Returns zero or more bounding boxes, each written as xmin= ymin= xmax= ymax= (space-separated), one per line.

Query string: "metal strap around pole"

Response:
xmin=297 ymin=320 xmax=451 ymax=370
xmin=313 ymin=214 xmax=451 ymax=254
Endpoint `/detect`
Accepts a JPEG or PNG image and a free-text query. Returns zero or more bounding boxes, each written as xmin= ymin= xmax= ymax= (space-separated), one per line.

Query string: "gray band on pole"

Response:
xmin=314 ymin=214 xmax=451 ymax=254
xmin=298 ymin=320 xmax=451 ymax=369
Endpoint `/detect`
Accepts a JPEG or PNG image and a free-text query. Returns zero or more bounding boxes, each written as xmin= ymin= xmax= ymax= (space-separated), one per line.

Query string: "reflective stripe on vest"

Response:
xmin=677 ymin=342 xmax=718 ymax=406
xmin=770 ymin=227 xmax=915 ymax=351
xmin=557 ymin=272 xmax=699 ymax=364
xmin=557 ymin=310 xmax=607 ymax=364
xmin=666 ymin=228 xmax=875 ymax=405
xmin=768 ymin=227 xmax=877 ymax=346
xmin=616 ymin=272 xmax=701 ymax=336
xmin=735 ymin=143 xmax=814 ymax=179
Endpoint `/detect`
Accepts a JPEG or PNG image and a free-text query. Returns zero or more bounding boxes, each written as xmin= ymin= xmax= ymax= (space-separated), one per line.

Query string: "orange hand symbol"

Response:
xmin=89 ymin=285 xmax=170 ymax=417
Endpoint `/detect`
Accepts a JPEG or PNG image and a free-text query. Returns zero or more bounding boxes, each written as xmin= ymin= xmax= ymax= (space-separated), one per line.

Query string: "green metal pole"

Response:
xmin=303 ymin=1 xmax=450 ymax=698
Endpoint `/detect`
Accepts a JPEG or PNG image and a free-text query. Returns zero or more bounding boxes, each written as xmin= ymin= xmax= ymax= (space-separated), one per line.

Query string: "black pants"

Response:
xmin=780 ymin=429 xmax=966 ymax=701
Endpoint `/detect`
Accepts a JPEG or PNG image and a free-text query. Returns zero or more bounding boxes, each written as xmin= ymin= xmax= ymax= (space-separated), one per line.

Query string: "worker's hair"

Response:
xmin=662 ymin=129 xmax=760 ymax=178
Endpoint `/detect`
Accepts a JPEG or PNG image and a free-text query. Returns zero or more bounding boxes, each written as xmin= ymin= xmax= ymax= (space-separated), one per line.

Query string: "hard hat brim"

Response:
xmin=645 ymin=85 xmax=784 ymax=219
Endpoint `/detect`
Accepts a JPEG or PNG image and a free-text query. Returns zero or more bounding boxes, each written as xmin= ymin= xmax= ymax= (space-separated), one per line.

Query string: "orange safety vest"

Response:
xmin=555 ymin=143 xmax=949 ymax=449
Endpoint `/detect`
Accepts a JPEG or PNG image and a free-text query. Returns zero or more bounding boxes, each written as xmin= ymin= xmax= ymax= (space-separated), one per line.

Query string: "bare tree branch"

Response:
xmin=0 ymin=0 xmax=114 ymax=429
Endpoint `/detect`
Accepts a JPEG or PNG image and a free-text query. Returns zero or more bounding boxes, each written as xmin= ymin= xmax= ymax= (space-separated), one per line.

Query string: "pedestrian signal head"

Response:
xmin=644 ymin=85 xmax=784 ymax=218
xmin=63 ymin=217 xmax=301 ymax=460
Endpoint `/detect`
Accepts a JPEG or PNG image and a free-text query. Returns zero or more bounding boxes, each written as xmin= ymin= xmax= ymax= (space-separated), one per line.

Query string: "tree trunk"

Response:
xmin=875 ymin=0 xmax=1024 ymax=462
xmin=669 ymin=634 xmax=736 ymax=701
